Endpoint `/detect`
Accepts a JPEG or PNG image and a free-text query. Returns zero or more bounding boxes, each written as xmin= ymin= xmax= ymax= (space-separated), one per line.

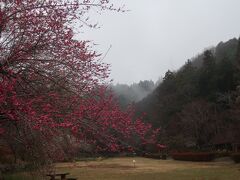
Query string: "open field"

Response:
xmin=4 ymin=157 xmax=240 ymax=180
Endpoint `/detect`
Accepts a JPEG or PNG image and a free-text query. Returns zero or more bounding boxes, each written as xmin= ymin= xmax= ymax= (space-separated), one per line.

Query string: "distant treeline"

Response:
xmin=136 ymin=37 xmax=240 ymax=150
xmin=111 ymin=80 xmax=161 ymax=108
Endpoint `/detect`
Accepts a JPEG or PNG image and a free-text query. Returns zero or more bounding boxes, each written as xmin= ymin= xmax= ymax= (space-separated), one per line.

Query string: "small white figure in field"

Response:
xmin=132 ymin=159 xmax=136 ymax=168
xmin=73 ymin=159 xmax=77 ymax=167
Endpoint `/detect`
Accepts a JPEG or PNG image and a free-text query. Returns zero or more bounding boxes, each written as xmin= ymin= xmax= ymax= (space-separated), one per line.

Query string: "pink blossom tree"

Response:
xmin=0 ymin=0 xmax=160 ymax=165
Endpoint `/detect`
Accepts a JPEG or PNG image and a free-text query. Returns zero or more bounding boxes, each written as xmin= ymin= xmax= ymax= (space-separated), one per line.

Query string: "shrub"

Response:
xmin=231 ymin=153 xmax=240 ymax=163
xmin=143 ymin=153 xmax=167 ymax=159
xmin=171 ymin=152 xmax=215 ymax=162
xmin=215 ymin=151 xmax=230 ymax=158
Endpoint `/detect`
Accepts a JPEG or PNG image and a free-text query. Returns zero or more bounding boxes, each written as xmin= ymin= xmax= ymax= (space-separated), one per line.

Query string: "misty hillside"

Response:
xmin=136 ymin=37 xmax=240 ymax=149
xmin=111 ymin=80 xmax=160 ymax=108
xmin=191 ymin=38 xmax=238 ymax=68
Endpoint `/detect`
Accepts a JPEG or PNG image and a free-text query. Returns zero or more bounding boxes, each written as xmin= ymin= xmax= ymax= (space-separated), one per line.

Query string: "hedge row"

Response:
xmin=171 ymin=152 xmax=215 ymax=162
xmin=231 ymin=153 xmax=240 ymax=163
xmin=143 ymin=153 xmax=167 ymax=159
xmin=214 ymin=151 xmax=230 ymax=158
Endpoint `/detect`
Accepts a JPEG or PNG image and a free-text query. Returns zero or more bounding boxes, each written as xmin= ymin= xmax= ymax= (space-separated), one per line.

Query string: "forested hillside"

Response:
xmin=137 ymin=38 xmax=240 ymax=149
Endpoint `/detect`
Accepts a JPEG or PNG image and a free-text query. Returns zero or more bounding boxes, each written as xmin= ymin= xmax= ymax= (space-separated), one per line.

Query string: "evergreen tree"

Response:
xmin=236 ymin=37 xmax=240 ymax=69
xmin=198 ymin=50 xmax=216 ymax=96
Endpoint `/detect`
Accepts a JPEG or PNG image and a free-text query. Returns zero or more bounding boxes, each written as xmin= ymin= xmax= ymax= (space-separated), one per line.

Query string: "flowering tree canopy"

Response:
xmin=0 ymin=0 xmax=160 ymax=163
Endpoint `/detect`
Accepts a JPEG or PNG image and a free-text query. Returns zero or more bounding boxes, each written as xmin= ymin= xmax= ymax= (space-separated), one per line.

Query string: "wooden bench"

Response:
xmin=46 ymin=173 xmax=70 ymax=180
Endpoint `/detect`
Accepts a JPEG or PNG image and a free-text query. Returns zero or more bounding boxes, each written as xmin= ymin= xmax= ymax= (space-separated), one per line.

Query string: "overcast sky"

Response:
xmin=77 ymin=0 xmax=240 ymax=84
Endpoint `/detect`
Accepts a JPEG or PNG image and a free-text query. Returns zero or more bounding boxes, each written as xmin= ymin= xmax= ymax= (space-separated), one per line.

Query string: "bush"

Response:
xmin=231 ymin=153 xmax=240 ymax=163
xmin=215 ymin=151 xmax=230 ymax=158
xmin=171 ymin=152 xmax=215 ymax=162
xmin=143 ymin=153 xmax=167 ymax=159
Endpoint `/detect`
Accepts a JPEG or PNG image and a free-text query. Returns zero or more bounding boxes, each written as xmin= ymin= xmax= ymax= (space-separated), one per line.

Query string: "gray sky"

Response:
xmin=77 ymin=0 xmax=240 ymax=84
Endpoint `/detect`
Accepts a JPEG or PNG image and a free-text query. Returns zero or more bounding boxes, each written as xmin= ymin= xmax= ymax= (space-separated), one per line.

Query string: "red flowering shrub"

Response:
xmin=171 ymin=152 xmax=215 ymax=162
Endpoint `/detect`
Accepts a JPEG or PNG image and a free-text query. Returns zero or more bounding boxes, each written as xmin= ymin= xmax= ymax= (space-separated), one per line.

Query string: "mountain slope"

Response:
xmin=136 ymin=37 xmax=240 ymax=149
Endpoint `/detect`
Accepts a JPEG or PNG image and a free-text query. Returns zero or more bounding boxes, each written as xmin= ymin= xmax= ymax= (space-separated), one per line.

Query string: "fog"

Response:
xmin=76 ymin=0 xmax=240 ymax=84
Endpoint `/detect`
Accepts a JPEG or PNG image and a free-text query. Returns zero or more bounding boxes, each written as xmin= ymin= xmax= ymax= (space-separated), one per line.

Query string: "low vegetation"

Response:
xmin=232 ymin=153 xmax=240 ymax=163
xmin=171 ymin=152 xmax=215 ymax=162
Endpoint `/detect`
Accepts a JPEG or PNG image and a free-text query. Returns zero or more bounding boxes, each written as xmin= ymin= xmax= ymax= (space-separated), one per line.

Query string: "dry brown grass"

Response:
xmin=56 ymin=157 xmax=234 ymax=170
xmin=52 ymin=157 xmax=240 ymax=180
xmin=4 ymin=157 xmax=240 ymax=180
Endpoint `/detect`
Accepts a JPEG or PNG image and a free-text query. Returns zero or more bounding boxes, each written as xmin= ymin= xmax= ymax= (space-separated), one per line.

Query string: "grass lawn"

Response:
xmin=3 ymin=157 xmax=240 ymax=180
